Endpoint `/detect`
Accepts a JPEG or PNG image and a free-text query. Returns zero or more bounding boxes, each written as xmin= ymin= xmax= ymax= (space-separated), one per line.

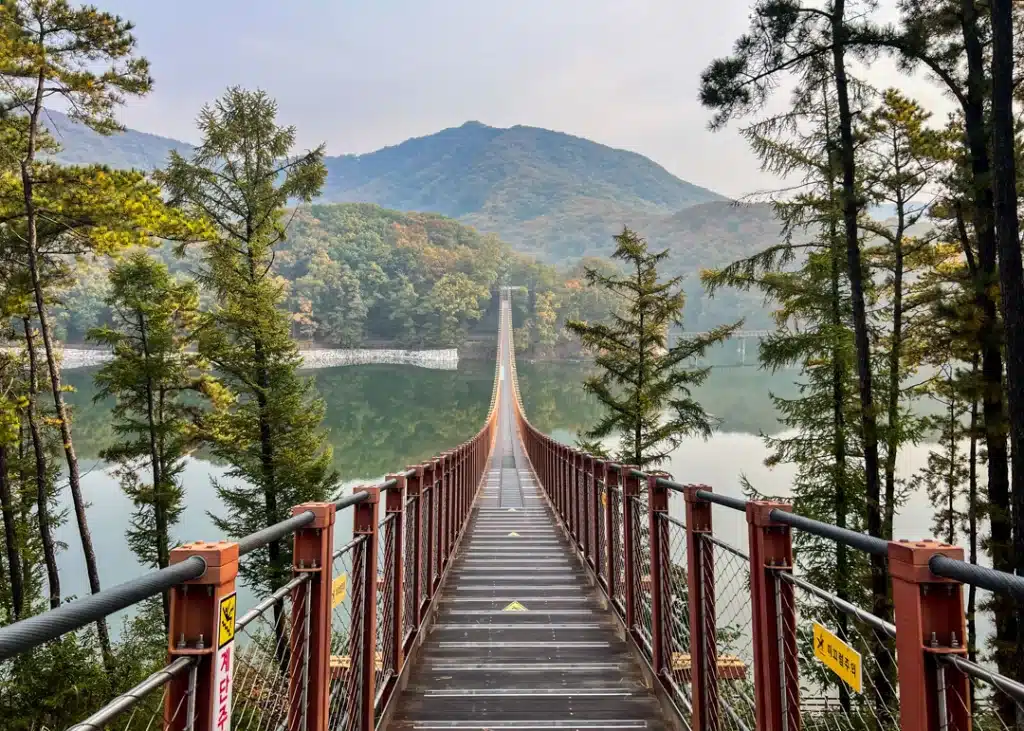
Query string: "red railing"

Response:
xmin=56 ymin=329 xmax=503 ymax=728
xmin=505 ymin=305 xmax=1024 ymax=731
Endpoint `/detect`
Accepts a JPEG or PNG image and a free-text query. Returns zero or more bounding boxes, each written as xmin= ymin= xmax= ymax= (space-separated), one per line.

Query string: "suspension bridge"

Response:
xmin=1 ymin=288 xmax=1023 ymax=731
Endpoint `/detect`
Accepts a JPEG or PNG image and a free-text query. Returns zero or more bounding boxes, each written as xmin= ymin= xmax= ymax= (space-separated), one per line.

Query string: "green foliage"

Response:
xmin=567 ymin=227 xmax=736 ymax=468
xmin=88 ymin=253 xmax=212 ymax=624
xmin=159 ymin=87 xmax=338 ymax=594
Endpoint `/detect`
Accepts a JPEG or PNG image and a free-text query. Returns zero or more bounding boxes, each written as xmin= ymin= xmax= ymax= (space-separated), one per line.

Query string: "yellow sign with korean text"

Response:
xmin=332 ymin=574 xmax=348 ymax=608
xmin=812 ymin=621 xmax=862 ymax=692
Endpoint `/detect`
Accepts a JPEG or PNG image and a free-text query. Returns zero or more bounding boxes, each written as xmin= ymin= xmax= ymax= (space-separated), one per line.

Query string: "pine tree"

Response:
xmin=702 ymin=69 xmax=881 ymax=716
xmin=158 ymin=88 xmax=338 ymax=596
xmin=567 ymin=227 xmax=735 ymax=469
xmin=0 ymin=0 xmax=206 ymax=658
xmin=88 ymin=253 xmax=217 ymax=628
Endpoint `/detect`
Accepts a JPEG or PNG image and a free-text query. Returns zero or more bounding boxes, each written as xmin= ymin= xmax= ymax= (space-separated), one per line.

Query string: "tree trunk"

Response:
xmin=23 ymin=69 xmax=109 ymax=658
xmin=24 ymin=318 xmax=60 ymax=610
xmin=959 ymin=0 xmax=1016 ymax=694
xmin=832 ymin=8 xmax=892 ymax=720
xmin=0 ymin=445 xmax=24 ymax=622
xmin=967 ymin=353 xmax=979 ymax=711
xmin=883 ymin=206 xmax=906 ymax=540
xmin=988 ymin=0 xmax=1024 ymax=699
xmin=138 ymin=313 xmax=170 ymax=628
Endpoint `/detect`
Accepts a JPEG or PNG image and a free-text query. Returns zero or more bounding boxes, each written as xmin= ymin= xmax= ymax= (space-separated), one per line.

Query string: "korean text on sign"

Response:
xmin=812 ymin=621 xmax=862 ymax=693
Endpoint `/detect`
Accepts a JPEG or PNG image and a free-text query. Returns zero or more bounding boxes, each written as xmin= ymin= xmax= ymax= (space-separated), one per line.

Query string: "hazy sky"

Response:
xmin=101 ymin=0 xmax=953 ymax=199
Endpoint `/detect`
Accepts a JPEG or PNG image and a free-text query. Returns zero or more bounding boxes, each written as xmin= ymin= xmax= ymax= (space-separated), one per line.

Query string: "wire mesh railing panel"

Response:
xmin=707 ymin=536 xmax=757 ymax=731
xmin=610 ymin=485 xmax=625 ymax=615
xmin=63 ymin=656 xmax=197 ymax=731
xmin=939 ymin=654 xmax=1024 ymax=731
xmin=779 ymin=571 xmax=900 ymax=731
xmin=403 ymin=496 xmax=417 ymax=646
xmin=376 ymin=512 xmax=398 ymax=707
xmin=420 ymin=486 xmax=432 ymax=613
xmin=631 ymin=495 xmax=653 ymax=659
xmin=231 ymin=573 xmax=311 ymax=731
xmin=595 ymin=476 xmax=606 ymax=587
xmin=663 ymin=515 xmax=693 ymax=711
xmin=432 ymin=478 xmax=442 ymax=588
xmin=328 ymin=536 xmax=366 ymax=731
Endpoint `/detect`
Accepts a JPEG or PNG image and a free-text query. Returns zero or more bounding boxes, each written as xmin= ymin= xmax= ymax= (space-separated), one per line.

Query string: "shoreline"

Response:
xmin=1 ymin=346 xmax=461 ymax=371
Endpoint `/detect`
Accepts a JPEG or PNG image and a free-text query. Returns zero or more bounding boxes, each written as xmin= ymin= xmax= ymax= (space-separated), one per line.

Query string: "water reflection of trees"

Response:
xmin=65 ymin=361 xmax=497 ymax=478
xmin=66 ymin=359 xmax=807 ymax=477
xmin=516 ymin=359 xmax=802 ymax=438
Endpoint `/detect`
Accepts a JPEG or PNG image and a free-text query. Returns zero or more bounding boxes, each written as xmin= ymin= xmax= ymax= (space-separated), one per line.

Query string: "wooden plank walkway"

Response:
xmin=388 ymin=319 xmax=669 ymax=731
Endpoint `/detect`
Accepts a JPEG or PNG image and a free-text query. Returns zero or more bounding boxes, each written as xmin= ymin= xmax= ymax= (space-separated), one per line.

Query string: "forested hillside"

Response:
xmin=51 ymin=203 xmax=621 ymax=352
xmin=43 ymin=110 xmax=778 ymax=330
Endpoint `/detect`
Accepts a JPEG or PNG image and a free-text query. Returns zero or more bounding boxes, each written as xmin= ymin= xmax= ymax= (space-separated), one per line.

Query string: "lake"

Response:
xmin=52 ymin=357 xmax=991 ymax=643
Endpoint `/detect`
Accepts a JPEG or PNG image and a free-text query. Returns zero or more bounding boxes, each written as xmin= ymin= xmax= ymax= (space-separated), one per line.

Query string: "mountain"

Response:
xmin=41 ymin=112 xmax=784 ymax=328
xmin=320 ymin=121 xmax=726 ymax=259
xmin=44 ymin=110 xmax=193 ymax=170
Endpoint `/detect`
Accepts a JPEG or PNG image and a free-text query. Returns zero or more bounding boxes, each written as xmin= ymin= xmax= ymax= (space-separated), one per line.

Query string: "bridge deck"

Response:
xmin=388 ymin=320 xmax=669 ymax=730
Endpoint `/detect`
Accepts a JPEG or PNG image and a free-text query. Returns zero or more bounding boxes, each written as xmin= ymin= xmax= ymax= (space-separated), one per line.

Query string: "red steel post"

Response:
xmin=889 ymin=540 xmax=971 ymax=731
xmin=605 ymin=463 xmax=621 ymax=598
xmin=406 ymin=465 xmax=424 ymax=631
xmin=685 ymin=485 xmax=719 ymax=731
xmin=386 ymin=474 xmax=407 ymax=683
xmin=287 ymin=503 xmax=336 ymax=731
xmin=647 ymin=474 xmax=671 ymax=680
xmin=621 ymin=466 xmax=641 ymax=635
xmin=165 ymin=541 xmax=239 ymax=731
xmin=354 ymin=486 xmax=380 ymax=731
xmin=747 ymin=501 xmax=799 ymax=731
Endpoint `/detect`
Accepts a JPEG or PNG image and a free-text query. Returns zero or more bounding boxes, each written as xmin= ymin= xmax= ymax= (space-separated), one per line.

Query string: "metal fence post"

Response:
xmin=647 ymin=474 xmax=671 ymax=682
xmin=385 ymin=474 xmax=407 ymax=685
xmin=889 ymin=540 xmax=971 ymax=731
xmin=606 ymin=463 xmax=621 ymax=599
xmin=287 ymin=503 xmax=335 ymax=731
xmin=406 ymin=465 xmax=424 ymax=632
xmin=353 ymin=486 xmax=380 ymax=731
xmin=622 ymin=466 xmax=641 ymax=637
xmin=685 ymin=485 xmax=719 ymax=731
xmin=165 ymin=541 xmax=238 ymax=731
xmin=747 ymin=501 xmax=799 ymax=731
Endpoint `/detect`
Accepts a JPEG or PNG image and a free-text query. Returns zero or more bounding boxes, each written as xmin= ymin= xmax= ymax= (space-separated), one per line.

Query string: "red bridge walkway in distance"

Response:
xmin=386 ymin=298 xmax=670 ymax=730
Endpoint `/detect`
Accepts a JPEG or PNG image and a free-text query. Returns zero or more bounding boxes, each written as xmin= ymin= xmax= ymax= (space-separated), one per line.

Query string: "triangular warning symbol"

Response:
xmin=503 ymin=601 xmax=528 ymax=612
xmin=508 ymin=531 xmax=520 ymax=537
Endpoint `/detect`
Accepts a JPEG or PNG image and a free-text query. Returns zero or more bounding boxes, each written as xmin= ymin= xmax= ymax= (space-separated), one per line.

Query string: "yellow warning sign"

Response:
xmin=503 ymin=601 xmax=528 ymax=612
xmin=508 ymin=531 xmax=520 ymax=537
xmin=218 ymin=593 xmax=237 ymax=649
xmin=812 ymin=622 xmax=862 ymax=692
xmin=332 ymin=573 xmax=348 ymax=608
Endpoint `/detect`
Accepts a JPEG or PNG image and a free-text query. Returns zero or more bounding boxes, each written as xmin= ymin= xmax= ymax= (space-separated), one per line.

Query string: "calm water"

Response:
xmin=53 ymin=358 xmax=991 ymax=642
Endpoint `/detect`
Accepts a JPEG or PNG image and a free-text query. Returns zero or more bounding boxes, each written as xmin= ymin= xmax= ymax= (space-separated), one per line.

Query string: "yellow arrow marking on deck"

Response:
xmin=508 ymin=531 xmax=520 ymax=537
xmin=503 ymin=601 xmax=528 ymax=612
